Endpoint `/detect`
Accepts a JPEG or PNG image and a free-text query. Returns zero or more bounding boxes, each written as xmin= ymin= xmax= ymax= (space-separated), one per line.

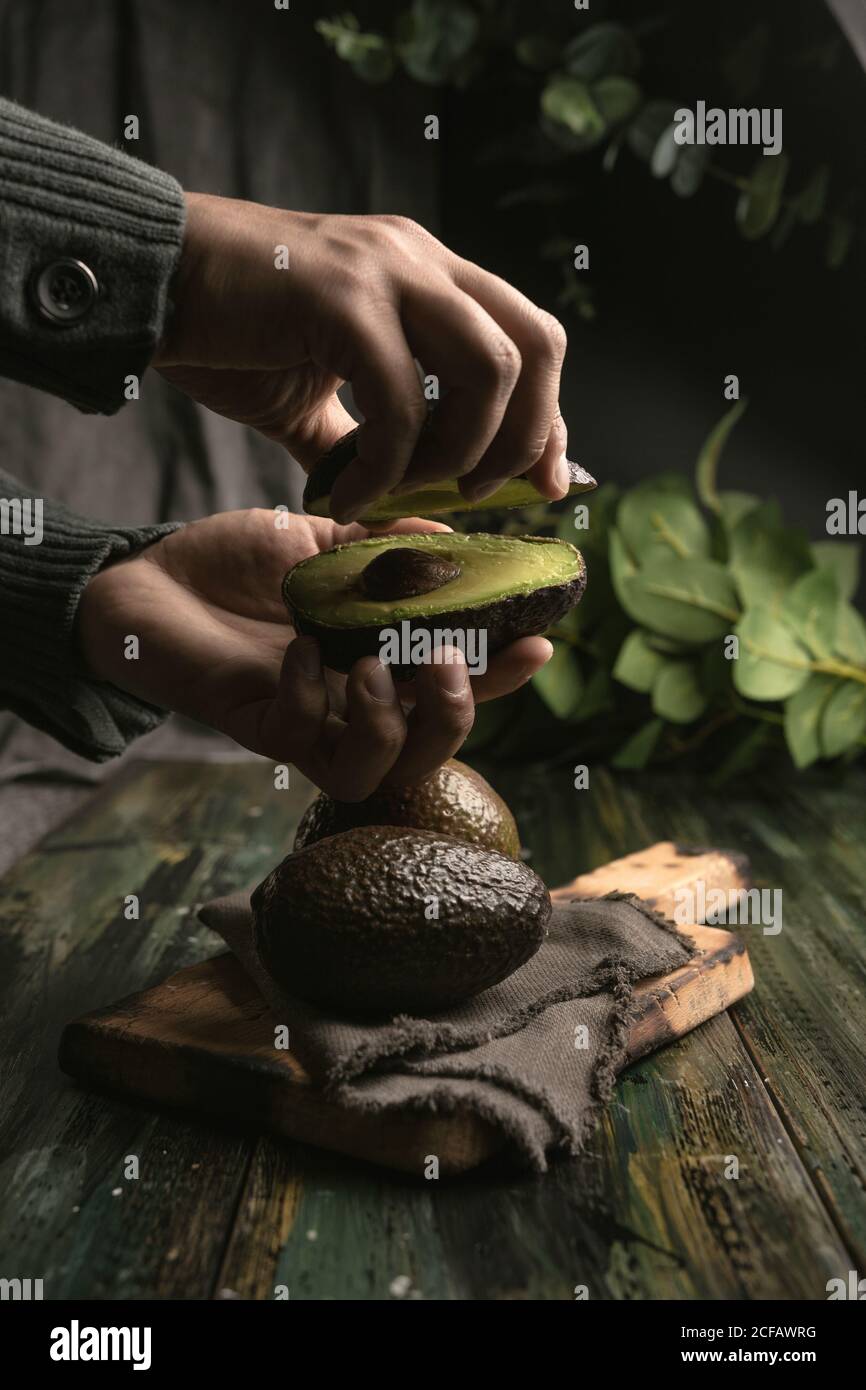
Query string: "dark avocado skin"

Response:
xmin=252 ymin=825 xmax=550 ymax=1015
xmin=294 ymin=758 xmax=521 ymax=859
xmin=303 ymin=426 xmax=596 ymax=521
xmin=283 ymin=535 xmax=587 ymax=679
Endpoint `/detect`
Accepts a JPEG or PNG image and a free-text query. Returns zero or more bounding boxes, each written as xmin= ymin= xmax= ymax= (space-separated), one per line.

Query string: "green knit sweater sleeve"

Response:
xmin=0 ymin=97 xmax=186 ymax=413
xmin=0 ymin=470 xmax=183 ymax=762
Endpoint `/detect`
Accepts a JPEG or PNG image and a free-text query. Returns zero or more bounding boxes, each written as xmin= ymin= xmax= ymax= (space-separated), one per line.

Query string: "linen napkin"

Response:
xmin=198 ymin=887 xmax=695 ymax=1172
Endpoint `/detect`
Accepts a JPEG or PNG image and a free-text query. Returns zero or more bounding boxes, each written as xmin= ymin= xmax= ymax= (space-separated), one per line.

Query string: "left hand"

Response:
xmin=77 ymin=509 xmax=552 ymax=799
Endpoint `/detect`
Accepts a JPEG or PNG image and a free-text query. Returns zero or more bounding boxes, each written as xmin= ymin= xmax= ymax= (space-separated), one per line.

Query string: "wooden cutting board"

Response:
xmin=59 ymin=841 xmax=753 ymax=1176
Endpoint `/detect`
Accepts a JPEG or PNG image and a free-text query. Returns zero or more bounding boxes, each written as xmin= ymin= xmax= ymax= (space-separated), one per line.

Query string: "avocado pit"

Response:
xmin=361 ymin=546 xmax=461 ymax=601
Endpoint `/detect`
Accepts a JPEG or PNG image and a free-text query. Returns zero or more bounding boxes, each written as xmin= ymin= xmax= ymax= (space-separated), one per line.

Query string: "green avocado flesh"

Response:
xmin=286 ymin=532 xmax=581 ymax=627
xmin=302 ymin=427 xmax=596 ymax=523
xmin=304 ymin=461 xmax=596 ymax=523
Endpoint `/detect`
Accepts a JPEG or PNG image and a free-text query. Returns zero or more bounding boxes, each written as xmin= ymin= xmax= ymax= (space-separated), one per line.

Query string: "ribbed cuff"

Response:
xmin=0 ymin=473 xmax=182 ymax=762
xmin=0 ymin=97 xmax=186 ymax=413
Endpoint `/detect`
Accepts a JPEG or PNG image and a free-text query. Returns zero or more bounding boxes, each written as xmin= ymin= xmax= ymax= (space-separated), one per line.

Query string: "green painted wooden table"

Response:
xmin=0 ymin=758 xmax=863 ymax=1300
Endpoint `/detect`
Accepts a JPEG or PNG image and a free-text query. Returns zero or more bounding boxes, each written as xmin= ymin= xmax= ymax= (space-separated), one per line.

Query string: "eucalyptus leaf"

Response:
xmin=611 ymin=717 xmax=664 ymax=770
xmin=810 ymin=540 xmax=860 ymax=602
xmin=826 ymin=216 xmax=853 ymax=270
xmin=729 ymin=505 xmax=813 ymax=611
xmin=798 ymin=164 xmax=830 ymax=225
xmin=619 ymin=478 xmax=710 ymax=562
xmin=608 ymin=526 xmax=638 ymax=610
xmin=541 ymin=76 xmax=605 ymax=145
xmin=515 ymin=35 xmax=559 ymax=72
xmin=781 ymin=568 xmax=840 ymax=659
xmin=625 ymin=101 xmax=678 ymax=164
xmin=734 ymin=606 xmax=812 ymax=700
xmin=532 ymin=641 xmax=583 ymax=719
xmin=718 ymin=490 xmax=761 ymax=534
xmin=652 ymin=660 xmax=708 ymax=724
xmin=613 ymin=630 xmax=666 ymax=693
xmin=835 ymin=603 xmax=866 ymax=665
xmin=592 ymin=76 xmax=641 ymax=127
xmin=670 ymin=143 xmax=708 ymax=198
xmin=820 ymin=680 xmax=866 ymax=757
xmin=695 ymin=399 xmax=748 ymax=515
xmin=736 ymin=152 xmax=790 ymax=240
xmin=784 ymin=673 xmax=836 ymax=769
xmin=396 ymin=0 xmax=479 ymax=84
xmin=650 ymin=123 xmax=679 ymax=178
xmin=563 ymin=22 xmax=640 ymax=82
xmin=619 ymin=554 xmax=740 ymax=642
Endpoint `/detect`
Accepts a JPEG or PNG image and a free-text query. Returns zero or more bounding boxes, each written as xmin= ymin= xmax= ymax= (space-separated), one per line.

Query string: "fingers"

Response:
xmin=450 ymin=262 xmax=569 ymax=501
xmin=398 ymin=284 xmax=521 ymax=492
xmin=324 ymin=657 xmax=408 ymax=800
xmin=525 ymin=411 xmax=569 ymax=499
xmin=326 ymin=304 xmax=427 ymax=524
xmin=468 ymin=636 xmax=553 ymax=703
xmin=379 ymin=646 xmax=476 ymax=786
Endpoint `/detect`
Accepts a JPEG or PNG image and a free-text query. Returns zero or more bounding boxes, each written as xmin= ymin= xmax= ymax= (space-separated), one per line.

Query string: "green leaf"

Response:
xmin=718 ymin=491 xmax=761 ymax=534
xmin=784 ymin=674 xmax=837 ymax=769
xmin=651 ymin=661 xmax=708 ymax=724
xmin=570 ymin=667 xmax=613 ymax=723
xmin=619 ymin=477 xmax=710 ymax=562
xmin=563 ymin=22 xmax=640 ymax=82
xmin=613 ymin=630 xmax=666 ymax=693
xmin=734 ymin=606 xmax=812 ymax=700
xmin=781 ymin=568 xmax=840 ymax=659
xmin=608 ymin=526 xmax=638 ymax=609
xmin=514 ymin=35 xmax=559 ymax=71
xmin=591 ymin=76 xmax=641 ymax=127
xmin=820 ymin=681 xmax=866 ymax=757
xmin=625 ymin=101 xmax=678 ymax=163
xmin=619 ymin=554 xmax=740 ymax=643
xmin=532 ymin=641 xmax=583 ymax=719
xmin=798 ymin=164 xmax=830 ymax=225
xmin=826 ymin=216 xmax=853 ymax=270
xmin=650 ymin=122 xmax=679 ymax=178
xmin=395 ymin=0 xmax=479 ymax=85
xmin=729 ymin=505 xmax=813 ymax=611
xmin=670 ymin=143 xmax=708 ymax=198
xmin=611 ymin=717 xmax=664 ymax=770
xmin=835 ymin=603 xmax=866 ymax=665
xmin=810 ymin=540 xmax=860 ymax=602
xmin=541 ymin=76 xmax=605 ymax=145
xmin=736 ymin=153 xmax=790 ymax=240
xmin=695 ymin=400 xmax=748 ymax=515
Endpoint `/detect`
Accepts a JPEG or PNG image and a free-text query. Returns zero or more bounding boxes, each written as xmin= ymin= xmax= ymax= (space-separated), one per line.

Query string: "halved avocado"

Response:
xmin=303 ymin=427 xmax=596 ymax=523
xmin=283 ymin=531 xmax=586 ymax=677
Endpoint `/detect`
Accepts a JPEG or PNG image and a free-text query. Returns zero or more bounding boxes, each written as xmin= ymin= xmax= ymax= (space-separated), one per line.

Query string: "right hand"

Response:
xmin=155 ymin=195 xmax=571 ymax=522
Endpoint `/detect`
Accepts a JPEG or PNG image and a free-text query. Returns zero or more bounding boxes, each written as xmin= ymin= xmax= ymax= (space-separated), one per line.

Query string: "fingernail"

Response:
xmin=554 ymin=454 xmax=570 ymax=496
xmin=294 ymin=639 xmax=321 ymax=680
xmin=465 ymin=478 xmax=506 ymax=503
xmin=433 ymin=649 xmax=469 ymax=695
xmin=365 ymin=661 xmax=395 ymax=703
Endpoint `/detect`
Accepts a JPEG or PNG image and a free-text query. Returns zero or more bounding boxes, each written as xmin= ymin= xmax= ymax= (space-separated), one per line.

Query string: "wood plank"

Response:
xmin=0 ymin=760 xmax=312 ymax=1300
xmin=58 ymin=845 xmax=753 ymax=1176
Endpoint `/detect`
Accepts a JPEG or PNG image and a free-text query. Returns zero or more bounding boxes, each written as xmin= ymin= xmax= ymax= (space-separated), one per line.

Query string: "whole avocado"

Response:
xmin=294 ymin=758 xmax=520 ymax=859
xmin=252 ymin=825 xmax=550 ymax=1014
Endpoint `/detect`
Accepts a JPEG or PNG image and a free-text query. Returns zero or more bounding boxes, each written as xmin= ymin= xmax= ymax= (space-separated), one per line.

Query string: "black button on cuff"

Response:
xmin=33 ymin=258 xmax=99 ymax=323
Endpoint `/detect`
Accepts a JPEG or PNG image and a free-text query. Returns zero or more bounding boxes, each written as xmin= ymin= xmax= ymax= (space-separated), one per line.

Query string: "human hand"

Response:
xmin=155 ymin=195 xmax=570 ymax=523
xmin=77 ymin=509 xmax=553 ymax=800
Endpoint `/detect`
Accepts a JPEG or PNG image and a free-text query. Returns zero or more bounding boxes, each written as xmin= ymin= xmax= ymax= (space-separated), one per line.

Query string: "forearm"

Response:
xmin=0 ymin=470 xmax=181 ymax=761
xmin=0 ymin=97 xmax=185 ymax=413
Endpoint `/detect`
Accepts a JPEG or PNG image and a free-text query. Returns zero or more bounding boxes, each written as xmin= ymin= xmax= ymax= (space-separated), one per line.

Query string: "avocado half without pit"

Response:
xmin=303 ymin=426 xmax=596 ymax=525
xmin=283 ymin=532 xmax=587 ymax=678
xmin=252 ymin=825 xmax=550 ymax=1014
